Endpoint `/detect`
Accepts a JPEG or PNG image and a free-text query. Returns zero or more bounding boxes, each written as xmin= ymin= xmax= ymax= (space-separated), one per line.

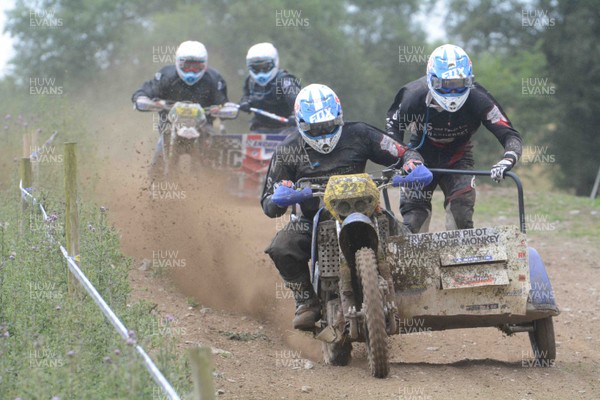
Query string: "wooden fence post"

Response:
xmin=188 ymin=347 xmax=216 ymax=400
xmin=64 ymin=142 xmax=79 ymax=295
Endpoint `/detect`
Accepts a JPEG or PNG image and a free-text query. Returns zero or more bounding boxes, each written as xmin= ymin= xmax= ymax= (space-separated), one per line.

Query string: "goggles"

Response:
xmin=299 ymin=116 xmax=343 ymax=137
xmin=430 ymin=75 xmax=474 ymax=94
xmin=179 ymin=58 xmax=206 ymax=73
xmin=248 ymin=59 xmax=275 ymax=74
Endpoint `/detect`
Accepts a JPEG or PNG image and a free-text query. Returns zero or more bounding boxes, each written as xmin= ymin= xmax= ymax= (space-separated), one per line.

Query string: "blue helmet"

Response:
xmin=294 ymin=84 xmax=344 ymax=154
xmin=426 ymin=44 xmax=474 ymax=112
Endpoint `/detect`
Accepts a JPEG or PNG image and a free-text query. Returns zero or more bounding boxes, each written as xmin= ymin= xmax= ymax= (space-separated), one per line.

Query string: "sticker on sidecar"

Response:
xmin=441 ymin=263 xmax=509 ymax=289
xmin=453 ymin=255 xmax=493 ymax=263
xmin=465 ymin=303 xmax=499 ymax=312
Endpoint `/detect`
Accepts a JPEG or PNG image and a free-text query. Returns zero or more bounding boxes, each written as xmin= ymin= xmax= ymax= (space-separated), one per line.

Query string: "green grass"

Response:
xmin=0 ymin=176 xmax=192 ymax=399
xmin=452 ymin=183 xmax=600 ymax=240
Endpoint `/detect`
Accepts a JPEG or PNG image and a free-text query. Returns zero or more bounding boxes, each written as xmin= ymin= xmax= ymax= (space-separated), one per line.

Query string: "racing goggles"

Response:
xmin=248 ymin=59 xmax=275 ymax=74
xmin=179 ymin=58 xmax=206 ymax=73
xmin=299 ymin=116 xmax=343 ymax=137
xmin=430 ymin=76 xmax=474 ymax=94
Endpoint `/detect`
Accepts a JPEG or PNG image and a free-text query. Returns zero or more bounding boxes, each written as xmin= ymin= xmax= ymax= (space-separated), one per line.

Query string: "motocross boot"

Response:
xmin=285 ymin=279 xmax=320 ymax=331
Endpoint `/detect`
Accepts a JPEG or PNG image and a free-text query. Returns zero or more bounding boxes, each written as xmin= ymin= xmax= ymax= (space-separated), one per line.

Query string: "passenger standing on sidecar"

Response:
xmin=261 ymin=84 xmax=423 ymax=330
xmin=238 ymin=42 xmax=300 ymax=133
xmin=385 ymin=44 xmax=523 ymax=233
xmin=132 ymin=40 xmax=229 ymax=176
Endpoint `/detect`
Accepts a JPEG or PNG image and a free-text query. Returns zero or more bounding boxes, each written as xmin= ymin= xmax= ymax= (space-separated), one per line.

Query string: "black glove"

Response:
xmin=238 ymin=101 xmax=252 ymax=113
xmin=286 ymin=116 xmax=296 ymax=126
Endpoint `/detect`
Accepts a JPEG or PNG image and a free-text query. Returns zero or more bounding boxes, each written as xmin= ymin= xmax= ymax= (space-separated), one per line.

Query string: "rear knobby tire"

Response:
xmin=528 ymin=317 xmax=556 ymax=366
xmin=356 ymin=247 xmax=389 ymax=378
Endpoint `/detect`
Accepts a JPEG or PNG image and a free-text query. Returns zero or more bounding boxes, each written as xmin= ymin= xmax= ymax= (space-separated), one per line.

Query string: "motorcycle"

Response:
xmin=296 ymin=165 xmax=433 ymax=378
xmin=136 ymin=97 xmax=239 ymax=178
xmin=301 ymin=167 xmax=559 ymax=378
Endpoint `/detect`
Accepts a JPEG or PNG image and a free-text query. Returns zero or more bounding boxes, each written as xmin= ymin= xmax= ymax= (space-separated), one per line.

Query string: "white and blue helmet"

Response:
xmin=294 ymin=84 xmax=344 ymax=154
xmin=246 ymin=42 xmax=279 ymax=86
xmin=426 ymin=44 xmax=474 ymax=112
xmin=175 ymin=41 xmax=208 ymax=86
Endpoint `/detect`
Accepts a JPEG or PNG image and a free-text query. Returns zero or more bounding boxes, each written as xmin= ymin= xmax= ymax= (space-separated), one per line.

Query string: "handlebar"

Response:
xmin=428 ymin=168 xmax=526 ymax=234
xmin=232 ymin=103 xmax=289 ymax=123
xmin=135 ymin=98 xmax=238 ymax=119
xmin=296 ymin=168 xmax=397 ymax=194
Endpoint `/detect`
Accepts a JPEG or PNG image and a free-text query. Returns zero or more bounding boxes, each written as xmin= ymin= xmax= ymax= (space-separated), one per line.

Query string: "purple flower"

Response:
xmin=103 ymin=356 xmax=112 ymax=364
xmin=67 ymin=350 xmax=75 ymax=357
xmin=114 ymin=349 xmax=121 ymax=356
xmin=164 ymin=314 xmax=175 ymax=323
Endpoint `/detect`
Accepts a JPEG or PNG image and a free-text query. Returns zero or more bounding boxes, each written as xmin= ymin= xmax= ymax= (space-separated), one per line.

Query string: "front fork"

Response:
xmin=336 ymin=219 xmax=398 ymax=340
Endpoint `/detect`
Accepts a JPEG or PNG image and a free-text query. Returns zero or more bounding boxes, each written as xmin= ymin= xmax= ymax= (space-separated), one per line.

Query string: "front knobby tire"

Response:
xmin=356 ymin=247 xmax=389 ymax=378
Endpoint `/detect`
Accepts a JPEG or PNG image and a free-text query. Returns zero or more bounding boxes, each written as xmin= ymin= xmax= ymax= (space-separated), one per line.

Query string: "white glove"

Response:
xmin=491 ymin=159 xmax=514 ymax=182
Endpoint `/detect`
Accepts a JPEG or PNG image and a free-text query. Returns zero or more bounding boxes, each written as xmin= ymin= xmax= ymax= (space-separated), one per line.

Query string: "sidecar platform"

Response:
xmin=387 ymin=225 xmax=559 ymax=332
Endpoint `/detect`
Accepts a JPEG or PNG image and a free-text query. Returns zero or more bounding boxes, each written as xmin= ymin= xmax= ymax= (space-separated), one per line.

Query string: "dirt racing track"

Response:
xmin=94 ymin=113 xmax=600 ymax=400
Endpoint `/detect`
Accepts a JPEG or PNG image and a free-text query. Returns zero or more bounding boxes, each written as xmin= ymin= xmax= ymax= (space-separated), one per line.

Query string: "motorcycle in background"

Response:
xmin=136 ymin=97 xmax=238 ymax=178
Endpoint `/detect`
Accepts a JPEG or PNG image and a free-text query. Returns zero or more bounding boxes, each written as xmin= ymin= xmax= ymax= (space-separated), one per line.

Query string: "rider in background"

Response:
xmin=132 ymin=40 xmax=228 ymax=174
xmin=239 ymin=42 xmax=300 ymax=133
xmin=385 ymin=44 xmax=522 ymax=233
xmin=261 ymin=84 xmax=423 ymax=330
